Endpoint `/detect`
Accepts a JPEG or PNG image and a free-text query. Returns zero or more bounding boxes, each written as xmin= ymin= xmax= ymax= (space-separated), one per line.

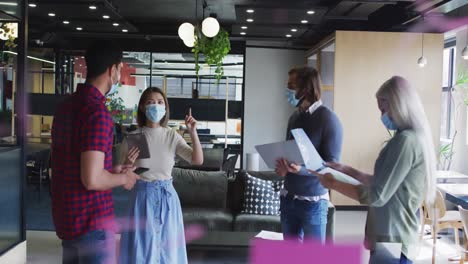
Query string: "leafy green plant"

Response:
xmin=0 ymin=23 xmax=17 ymax=65
xmin=105 ymin=92 xmax=126 ymax=124
xmin=192 ymin=28 xmax=231 ymax=83
xmin=439 ymin=68 xmax=467 ymax=171
xmin=438 ymin=132 xmax=457 ymax=171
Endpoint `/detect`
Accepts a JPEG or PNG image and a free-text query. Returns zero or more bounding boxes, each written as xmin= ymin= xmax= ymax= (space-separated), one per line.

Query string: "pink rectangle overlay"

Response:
xmin=251 ymin=239 xmax=362 ymax=264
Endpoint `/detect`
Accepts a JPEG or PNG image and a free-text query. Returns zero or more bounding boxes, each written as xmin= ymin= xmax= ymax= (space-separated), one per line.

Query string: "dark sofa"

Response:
xmin=172 ymin=168 xmax=336 ymax=239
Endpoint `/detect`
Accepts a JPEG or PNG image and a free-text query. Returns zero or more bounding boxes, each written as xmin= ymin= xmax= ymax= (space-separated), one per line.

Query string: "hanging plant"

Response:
xmin=192 ymin=28 xmax=231 ymax=83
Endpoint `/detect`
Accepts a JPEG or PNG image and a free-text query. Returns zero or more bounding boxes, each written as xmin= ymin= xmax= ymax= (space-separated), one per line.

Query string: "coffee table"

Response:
xmin=187 ymin=231 xmax=258 ymax=263
xmin=187 ymin=231 xmax=258 ymax=250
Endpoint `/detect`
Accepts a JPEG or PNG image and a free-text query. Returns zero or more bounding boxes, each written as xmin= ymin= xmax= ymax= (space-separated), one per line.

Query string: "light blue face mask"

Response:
xmin=106 ymin=66 xmax=121 ymax=96
xmin=107 ymin=83 xmax=119 ymax=96
xmin=145 ymin=104 xmax=166 ymax=123
xmin=381 ymin=113 xmax=398 ymax=131
xmin=286 ymin=88 xmax=299 ymax=107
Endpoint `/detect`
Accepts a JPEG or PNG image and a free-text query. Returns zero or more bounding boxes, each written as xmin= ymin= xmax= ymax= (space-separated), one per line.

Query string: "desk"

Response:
xmin=437 ymin=184 xmax=468 ymax=208
xmin=436 ymin=171 xmax=468 ymax=184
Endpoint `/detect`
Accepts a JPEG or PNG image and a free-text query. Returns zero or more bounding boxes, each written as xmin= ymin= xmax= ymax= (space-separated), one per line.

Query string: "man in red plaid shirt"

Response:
xmin=51 ymin=41 xmax=140 ymax=264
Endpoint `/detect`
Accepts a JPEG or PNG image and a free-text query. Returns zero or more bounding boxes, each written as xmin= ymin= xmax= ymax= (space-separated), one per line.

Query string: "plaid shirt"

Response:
xmin=51 ymin=83 xmax=116 ymax=240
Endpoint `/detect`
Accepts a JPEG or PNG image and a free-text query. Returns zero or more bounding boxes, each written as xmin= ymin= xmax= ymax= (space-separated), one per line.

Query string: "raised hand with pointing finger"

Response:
xmin=185 ymin=107 xmax=198 ymax=135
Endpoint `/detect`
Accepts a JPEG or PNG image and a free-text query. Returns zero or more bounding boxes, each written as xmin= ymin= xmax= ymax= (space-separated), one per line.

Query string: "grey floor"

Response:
xmin=27 ymin=211 xmax=465 ymax=264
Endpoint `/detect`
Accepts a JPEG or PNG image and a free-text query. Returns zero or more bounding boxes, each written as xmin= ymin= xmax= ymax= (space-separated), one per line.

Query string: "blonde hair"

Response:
xmin=376 ymin=76 xmax=436 ymax=204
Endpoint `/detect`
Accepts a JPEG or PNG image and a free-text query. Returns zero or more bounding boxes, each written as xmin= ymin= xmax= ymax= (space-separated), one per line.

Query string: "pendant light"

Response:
xmin=462 ymin=29 xmax=468 ymax=60
xmin=418 ymin=33 xmax=427 ymax=67
xmin=178 ymin=0 xmax=220 ymax=47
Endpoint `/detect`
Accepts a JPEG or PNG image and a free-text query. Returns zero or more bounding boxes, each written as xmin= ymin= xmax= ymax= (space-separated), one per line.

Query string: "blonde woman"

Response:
xmin=314 ymin=76 xmax=436 ymax=264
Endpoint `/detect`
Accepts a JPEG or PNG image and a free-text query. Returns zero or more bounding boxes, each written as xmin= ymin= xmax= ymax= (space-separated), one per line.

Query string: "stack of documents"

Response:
xmin=255 ymin=128 xmax=360 ymax=185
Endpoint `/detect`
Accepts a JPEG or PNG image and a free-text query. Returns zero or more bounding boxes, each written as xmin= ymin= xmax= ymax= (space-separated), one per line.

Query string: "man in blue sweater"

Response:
xmin=276 ymin=66 xmax=343 ymax=243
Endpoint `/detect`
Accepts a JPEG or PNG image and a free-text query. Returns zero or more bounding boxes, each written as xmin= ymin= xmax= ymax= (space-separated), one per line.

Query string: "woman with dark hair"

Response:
xmin=275 ymin=66 xmax=343 ymax=243
xmin=118 ymin=87 xmax=203 ymax=264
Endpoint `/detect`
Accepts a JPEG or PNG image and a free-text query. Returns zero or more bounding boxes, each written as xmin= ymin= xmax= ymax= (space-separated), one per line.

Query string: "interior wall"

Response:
xmin=243 ymin=47 xmax=305 ymax=170
xmin=333 ymin=31 xmax=443 ymax=205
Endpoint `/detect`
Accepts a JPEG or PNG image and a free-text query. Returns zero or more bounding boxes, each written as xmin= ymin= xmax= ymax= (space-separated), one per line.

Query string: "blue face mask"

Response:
xmin=106 ymin=66 xmax=121 ymax=96
xmin=145 ymin=104 xmax=166 ymax=123
xmin=107 ymin=83 xmax=119 ymax=96
xmin=381 ymin=113 xmax=398 ymax=131
xmin=286 ymin=88 xmax=299 ymax=107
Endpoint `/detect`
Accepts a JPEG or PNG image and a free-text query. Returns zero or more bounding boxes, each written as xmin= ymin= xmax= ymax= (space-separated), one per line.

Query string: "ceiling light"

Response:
xmin=79 ymin=64 xmax=82 ymax=67
xmin=3 ymin=51 xmax=55 ymax=64
xmin=103 ymin=15 xmax=110 ymax=19
xmin=89 ymin=5 xmax=97 ymax=10
xmin=291 ymin=28 xmax=297 ymax=32
xmin=0 ymin=2 xmax=17 ymax=6
xmin=183 ymin=37 xmax=195 ymax=48
xmin=202 ymin=17 xmax=220 ymax=38
xmin=463 ymin=31 xmax=468 ymax=60
xmin=307 ymin=10 xmax=315 ymax=15
xmin=246 ymin=9 xmax=254 ymax=13
xmin=48 ymin=13 xmax=55 ymax=17
xmin=113 ymin=23 xmax=119 ymax=27
xmin=301 ymin=20 xmax=308 ymax=24
xmin=417 ymin=56 xmax=427 ymax=67
xmin=178 ymin=22 xmax=195 ymax=41
xmin=122 ymin=29 xmax=128 ymax=33
xmin=461 ymin=46 xmax=468 ymax=60
xmin=286 ymin=34 xmax=292 ymax=38
xmin=241 ymin=26 xmax=247 ymax=29
xmin=76 ymin=27 xmax=82 ymax=31
xmin=28 ymin=3 xmax=37 ymax=7
xmin=63 ymin=20 xmax=69 ymax=24
xmin=240 ymin=32 xmax=246 ymax=35
xmin=246 ymin=18 xmax=254 ymax=23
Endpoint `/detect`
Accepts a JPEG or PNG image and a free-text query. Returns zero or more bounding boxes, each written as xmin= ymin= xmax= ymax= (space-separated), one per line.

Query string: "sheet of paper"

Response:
xmin=291 ymin=128 xmax=360 ymax=185
xmin=291 ymin=128 xmax=324 ymax=171
xmin=320 ymin=167 xmax=360 ymax=185
xmin=255 ymin=230 xmax=284 ymax=240
xmin=255 ymin=140 xmax=304 ymax=169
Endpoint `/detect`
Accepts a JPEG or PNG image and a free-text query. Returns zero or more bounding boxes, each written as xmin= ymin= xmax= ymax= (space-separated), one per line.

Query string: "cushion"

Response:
xmin=241 ymin=173 xmax=283 ymax=216
xmin=233 ymin=214 xmax=282 ymax=232
xmin=172 ymin=168 xmax=228 ymax=209
xmin=182 ymin=208 xmax=233 ymax=231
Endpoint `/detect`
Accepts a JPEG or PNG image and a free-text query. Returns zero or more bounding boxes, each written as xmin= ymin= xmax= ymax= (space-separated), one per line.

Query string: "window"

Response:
xmin=440 ymin=44 xmax=456 ymax=140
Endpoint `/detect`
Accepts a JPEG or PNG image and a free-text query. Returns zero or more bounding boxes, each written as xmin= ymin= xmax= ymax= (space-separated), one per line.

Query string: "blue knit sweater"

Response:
xmin=284 ymin=106 xmax=343 ymax=196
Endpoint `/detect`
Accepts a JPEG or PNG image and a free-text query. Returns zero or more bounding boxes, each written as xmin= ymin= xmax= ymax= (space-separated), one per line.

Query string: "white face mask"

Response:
xmin=106 ymin=66 xmax=120 ymax=96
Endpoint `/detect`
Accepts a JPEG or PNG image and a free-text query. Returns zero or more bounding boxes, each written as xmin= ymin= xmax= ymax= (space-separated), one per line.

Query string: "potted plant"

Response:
xmin=438 ymin=69 xmax=468 ymax=171
xmin=192 ymin=28 xmax=231 ymax=83
xmin=105 ymin=92 xmax=126 ymax=124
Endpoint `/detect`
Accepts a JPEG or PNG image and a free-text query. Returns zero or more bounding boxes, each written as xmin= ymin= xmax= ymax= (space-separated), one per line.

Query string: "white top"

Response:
xmin=120 ymin=126 xmax=193 ymax=181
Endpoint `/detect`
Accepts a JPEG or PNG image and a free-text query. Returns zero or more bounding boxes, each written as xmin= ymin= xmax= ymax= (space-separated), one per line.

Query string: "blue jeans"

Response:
xmin=280 ymin=196 xmax=328 ymax=243
xmin=62 ymin=229 xmax=115 ymax=264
